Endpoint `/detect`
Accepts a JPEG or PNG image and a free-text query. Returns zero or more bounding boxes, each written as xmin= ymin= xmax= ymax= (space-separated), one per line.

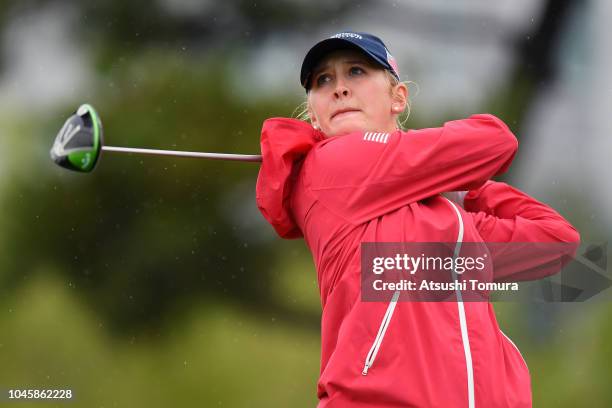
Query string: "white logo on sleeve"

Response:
xmin=363 ymin=132 xmax=389 ymax=144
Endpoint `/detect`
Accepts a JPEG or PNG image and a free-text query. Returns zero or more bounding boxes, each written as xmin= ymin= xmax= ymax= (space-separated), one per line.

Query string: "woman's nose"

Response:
xmin=334 ymin=80 xmax=350 ymax=98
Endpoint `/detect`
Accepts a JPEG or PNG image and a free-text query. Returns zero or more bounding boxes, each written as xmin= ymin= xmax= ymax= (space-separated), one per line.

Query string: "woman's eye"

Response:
xmin=350 ymin=66 xmax=364 ymax=75
xmin=316 ymin=74 xmax=331 ymax=86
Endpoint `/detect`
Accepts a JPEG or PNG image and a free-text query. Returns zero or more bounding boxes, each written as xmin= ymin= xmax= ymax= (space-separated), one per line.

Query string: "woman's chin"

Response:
xmin=325 ymin=121 xmax=368 ymax=137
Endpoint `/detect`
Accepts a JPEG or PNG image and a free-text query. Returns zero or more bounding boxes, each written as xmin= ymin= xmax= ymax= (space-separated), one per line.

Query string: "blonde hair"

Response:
xmin=293 ymin=71 xmax=418 ymax=131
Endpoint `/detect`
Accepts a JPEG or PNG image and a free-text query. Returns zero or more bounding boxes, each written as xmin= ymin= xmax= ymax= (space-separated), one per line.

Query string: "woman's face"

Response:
xmin=307 ymin=49 xmax=407 ymax=137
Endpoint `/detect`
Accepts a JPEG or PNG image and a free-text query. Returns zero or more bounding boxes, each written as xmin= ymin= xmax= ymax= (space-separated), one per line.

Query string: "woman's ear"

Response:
xmin=307 ymin=107 xmax=320 ymax=130
xmin=391 ymin=82 xmax=409 ymax=112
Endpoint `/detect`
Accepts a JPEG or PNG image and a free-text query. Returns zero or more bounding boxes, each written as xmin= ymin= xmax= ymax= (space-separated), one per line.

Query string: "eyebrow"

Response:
xmin=312 ymin=59 xmax=369 ymax=77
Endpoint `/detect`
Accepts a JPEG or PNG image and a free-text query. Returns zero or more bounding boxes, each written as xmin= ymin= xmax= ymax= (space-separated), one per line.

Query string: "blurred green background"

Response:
xmin=1 ymin=0 xmax=611 ymax=406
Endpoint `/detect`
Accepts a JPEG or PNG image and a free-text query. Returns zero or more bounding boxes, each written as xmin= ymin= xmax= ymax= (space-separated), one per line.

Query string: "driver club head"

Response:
xmin=50 ymin=103 xmax=103 ymax=172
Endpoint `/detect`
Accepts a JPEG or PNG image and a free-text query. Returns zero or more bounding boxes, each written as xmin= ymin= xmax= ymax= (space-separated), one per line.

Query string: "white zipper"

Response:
xmin=446 ymin=198 xmax=475 ymax=408
xmin=361 ymin=290 xmax=400 ymax=375
xmin=360 ymin=198 xmax=475 ymax=408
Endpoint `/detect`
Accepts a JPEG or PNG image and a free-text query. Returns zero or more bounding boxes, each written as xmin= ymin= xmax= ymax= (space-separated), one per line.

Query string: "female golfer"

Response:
xmin=256 ymin=31 xmax=579 ymax=407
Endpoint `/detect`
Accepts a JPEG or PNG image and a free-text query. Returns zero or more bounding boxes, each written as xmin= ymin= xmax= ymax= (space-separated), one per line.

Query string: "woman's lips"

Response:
xmin=331 ymin=110 xmax=360 ymax=120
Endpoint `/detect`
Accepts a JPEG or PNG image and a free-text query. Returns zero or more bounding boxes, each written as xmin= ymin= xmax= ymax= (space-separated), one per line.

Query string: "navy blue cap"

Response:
xmin=300 ymin=31 xmax=400 ymax=90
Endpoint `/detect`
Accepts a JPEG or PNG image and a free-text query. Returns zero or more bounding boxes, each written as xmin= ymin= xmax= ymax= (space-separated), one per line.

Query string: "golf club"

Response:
xmin=50 ymin=104 xmax=263 ymax=173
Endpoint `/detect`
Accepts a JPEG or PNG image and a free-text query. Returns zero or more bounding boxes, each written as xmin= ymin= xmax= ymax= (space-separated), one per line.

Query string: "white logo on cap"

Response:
xmin=330 ymin=32 xmax=363 ymax=40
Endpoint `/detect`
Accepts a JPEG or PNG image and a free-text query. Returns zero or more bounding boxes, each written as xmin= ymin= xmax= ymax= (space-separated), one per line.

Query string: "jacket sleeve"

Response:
xmin=308 ymin=114 xmax=518 ymax=224
xmin=463 ymin=180 xmax=581 ymax=282
xmin=256 ymin=118 xmax=324 ymax=239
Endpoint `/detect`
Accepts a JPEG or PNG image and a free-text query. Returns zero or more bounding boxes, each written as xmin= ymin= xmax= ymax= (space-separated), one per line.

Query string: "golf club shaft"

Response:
xmin=102 ymin=146 xmax=262 ymax=162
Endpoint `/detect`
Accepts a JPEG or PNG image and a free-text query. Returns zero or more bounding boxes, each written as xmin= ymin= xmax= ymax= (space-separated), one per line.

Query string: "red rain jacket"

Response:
xmin=255 ymin=114 xmax=579 ymax=407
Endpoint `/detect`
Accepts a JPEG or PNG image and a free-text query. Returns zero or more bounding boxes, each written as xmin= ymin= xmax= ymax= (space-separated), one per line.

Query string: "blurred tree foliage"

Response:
xmin=0 ymin=0 xmax=588 ymax=339
xmin=0 ymin=0 xmax=381 ymax=337
xmin=486 ymin=0 xmax=581 ymax=131
xmin=0 ymin=0 xmax=371 ymax=49
xmin=0 ymin=52 xmax=319 ymax=337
